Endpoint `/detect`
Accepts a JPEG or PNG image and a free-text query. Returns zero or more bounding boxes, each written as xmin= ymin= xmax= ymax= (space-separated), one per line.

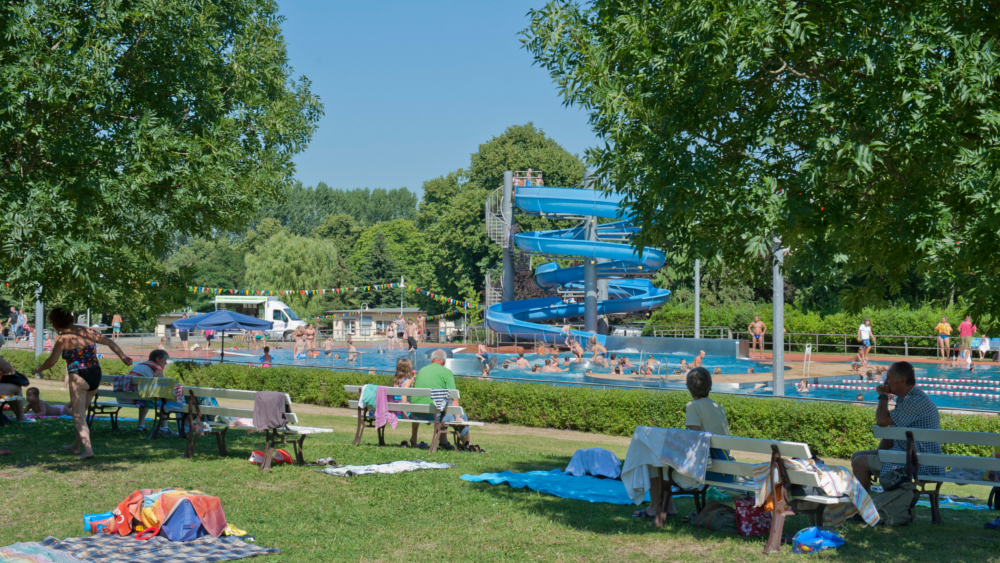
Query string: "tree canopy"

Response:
xmin=523 ymin=1 xmax=1000 ymax=315
xmin=0 ymin=0 xmax=322 ymax=306
xmin=262 ymin=182 xmax=418 ymax=236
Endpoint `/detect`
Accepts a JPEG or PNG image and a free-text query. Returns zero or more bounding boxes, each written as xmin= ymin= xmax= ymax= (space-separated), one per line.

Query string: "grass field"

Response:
xmin=2 ymin=385 xmax=999 ymax=562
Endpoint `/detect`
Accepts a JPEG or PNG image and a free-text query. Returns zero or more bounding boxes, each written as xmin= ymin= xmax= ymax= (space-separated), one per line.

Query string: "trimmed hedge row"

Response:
xmin=6 ymin=350 xmax=998 ymax=459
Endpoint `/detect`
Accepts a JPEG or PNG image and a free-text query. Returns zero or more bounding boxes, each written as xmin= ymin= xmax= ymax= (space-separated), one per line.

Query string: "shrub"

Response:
xmin=8 ymin=350 xmax=998 ymax=459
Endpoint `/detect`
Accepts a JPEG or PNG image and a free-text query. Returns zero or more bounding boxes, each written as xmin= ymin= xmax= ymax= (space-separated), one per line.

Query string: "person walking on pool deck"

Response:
xmin=178 ymin=313 xmax=190 ymax=352
xmin=857 ymin=318 xmax=875 ymax=367
xmin=850 ymin=361 xmax=943 ymax=494
xmin=934 ymin=316 xmax=952 ymax=359
xmin=747 ymin=315 xmax=767 ymax=360
xmin=958 ymin=316 xmax=977 ymax=356
xmin=633 ymin=367 xmax=731 ymax=522
xmin=33 ymin=307 xmax=134 ymax=460
xmin=409 ymin=349 xmax=470 ymax=449
xmin=111 ymin=313 xmax=122 ymax=339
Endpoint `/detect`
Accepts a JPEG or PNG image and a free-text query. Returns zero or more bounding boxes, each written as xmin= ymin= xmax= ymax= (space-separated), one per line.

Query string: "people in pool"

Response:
xmin=476 ymin=343 xmax=490 ymax=368
xmin=561 ymin=356 xmax=573 ymax=367
xmin=260 ymin=346 xmax=272 ymax=367
xmin=304 ymin=323 xmax=317 ymax=351
xmin=24 ymin=387 xmax=73 ymax=417
xmin=346 ymin=339 xmax=358 ymax=363
xmin=530 ymin=364 xmax=541 ymax=373
xmin=541 ymin=358 xmax=567 ymax=373
xmin=713 ymin=367 xmax=722 ymax=375
xmin=480 ymin=365 xmax=490 ymax=379
xmin=293 ymin=334 xmax=307 ymax=360
xmin=748 ymin=315 xmax=767 ymax=360
xmin=323 ymin=336 xmax=334 ymax=355
xmin=568 ymin=337 xmax=585 ymax=361
xmin=691 ymin=350 xmax=706 ymax=369
xmin=796 ymin=379 xmax=810 ymax=393
xmin=515 ymin=353 xmax=530 ymax=369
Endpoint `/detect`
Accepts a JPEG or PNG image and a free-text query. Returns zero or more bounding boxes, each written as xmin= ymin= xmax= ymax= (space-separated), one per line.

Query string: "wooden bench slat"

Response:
xmin=872 ymin=426 xmax=1000 ymax=448
xmin=709 ymin=435 xmax=812 ymax=459
xmin=794 ymin=495 xmax=850 ymax=505
xmin=181 ymin=387 xmax=259 ymax=402
xmin=878 ymin=450 xmax=1000 ymax=472
xmin=703 ymin=480 xmax=756 ymax=492
xmin=347 ymin=400 xmax=468 ymax=417
xmin=356 ymin=416 xmax=484 ymax=427
xmin=701 ymin=460 xmax=756 ymax=478
xmin=344 ymin=385 xmax=460 ymax=399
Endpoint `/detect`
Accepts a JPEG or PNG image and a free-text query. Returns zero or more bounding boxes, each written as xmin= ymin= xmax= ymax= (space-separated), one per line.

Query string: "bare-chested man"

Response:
xmin=568 ymin=337 xmax=585 ymax=361
xmin=589 ymin=336 xmax=609 ymax=368
xmin=692 ymin=350 xmax=706 ymax=368
xmin=748 ymin=315 xmax=767 ymax=359
xmin=346 ymin=338 xmax=358 ymax=363
xmin=560 ymin=324 xmax=573 ymax=345
xmin=541 ymin=358 xmax=568 ymax=373
xmin=515 ymin=353 xmax=530 ymax=369
xmin=323 ymin=336 xmax=334 ymax=355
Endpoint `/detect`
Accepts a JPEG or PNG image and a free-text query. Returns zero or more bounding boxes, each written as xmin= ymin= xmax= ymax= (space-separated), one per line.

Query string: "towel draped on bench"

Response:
xmin=752 ymin=456 xmax=880 ymax=527
xmin=621 ymin=427 xmax=713 ymax=504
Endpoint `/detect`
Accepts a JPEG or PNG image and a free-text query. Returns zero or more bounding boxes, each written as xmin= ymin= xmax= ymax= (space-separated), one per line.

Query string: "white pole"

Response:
xmin=694 ymin=258 xmax=701 ymax=339
xmin=34 ymin=285 xmax=43 ymax=358
xmin=87 ymin=308 xmax=91 ymax=327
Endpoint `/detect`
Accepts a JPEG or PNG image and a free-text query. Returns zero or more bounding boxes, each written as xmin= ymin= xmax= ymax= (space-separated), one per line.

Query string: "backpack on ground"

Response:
xmin=692 ymin=501 xmax=738 ymax=534
xmin=873 ymin=481 xmax=918 ymax=526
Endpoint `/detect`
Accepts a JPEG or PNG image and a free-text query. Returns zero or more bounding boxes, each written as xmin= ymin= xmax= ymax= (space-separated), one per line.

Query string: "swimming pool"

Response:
xmin=198 ymin=349 xmax=1000 ymax=412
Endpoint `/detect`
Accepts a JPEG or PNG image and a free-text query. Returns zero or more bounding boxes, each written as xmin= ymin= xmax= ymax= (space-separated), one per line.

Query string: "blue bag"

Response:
xmin=83 ymin=512 xmax=114 ymax=532
xmin=159 ymin=498 xmax=208 ymax=542
xmin=792 ymin=527 xmax=845 ymax=554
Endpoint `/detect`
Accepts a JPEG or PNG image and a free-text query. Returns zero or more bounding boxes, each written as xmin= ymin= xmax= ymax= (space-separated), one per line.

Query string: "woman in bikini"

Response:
xmin=33 ymin=307 xmax=133 ymax=459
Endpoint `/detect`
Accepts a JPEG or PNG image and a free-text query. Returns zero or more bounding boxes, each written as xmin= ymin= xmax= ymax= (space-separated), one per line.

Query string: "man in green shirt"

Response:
xmin=409 ymin=349 xmax=470 ymax=448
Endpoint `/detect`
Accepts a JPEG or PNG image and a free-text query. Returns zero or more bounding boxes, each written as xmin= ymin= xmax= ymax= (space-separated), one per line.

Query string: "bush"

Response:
xmin=8 ymin=350 xmax=998 ymax=459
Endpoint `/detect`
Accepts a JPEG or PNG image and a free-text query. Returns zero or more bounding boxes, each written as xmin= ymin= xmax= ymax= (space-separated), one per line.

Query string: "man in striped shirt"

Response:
xmin=850 ymin=361 xmax=942 ymax=493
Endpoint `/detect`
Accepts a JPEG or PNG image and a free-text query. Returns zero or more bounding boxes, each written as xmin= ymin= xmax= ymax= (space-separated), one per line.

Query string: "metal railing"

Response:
xmin=485 ymin=187 xmax=508 ymax=248
xmin=732 ymin=331 xmax=969 ymax=358
xmin=650 ymin=325 xmax=733 ymax=339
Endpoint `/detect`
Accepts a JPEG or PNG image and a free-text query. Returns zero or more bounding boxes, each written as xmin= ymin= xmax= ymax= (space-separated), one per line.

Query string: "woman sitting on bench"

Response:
xmin=634 ymin=367 xmax=731 ymax=519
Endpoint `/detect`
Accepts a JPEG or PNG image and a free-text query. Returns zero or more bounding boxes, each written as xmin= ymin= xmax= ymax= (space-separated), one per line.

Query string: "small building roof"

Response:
xmin=324 ymin=308 xmax=424 ymax=315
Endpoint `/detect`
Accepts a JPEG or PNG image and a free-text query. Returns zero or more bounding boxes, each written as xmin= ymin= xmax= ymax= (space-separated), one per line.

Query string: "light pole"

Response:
xmin=772 ymin=238 xmax=786 ymax=396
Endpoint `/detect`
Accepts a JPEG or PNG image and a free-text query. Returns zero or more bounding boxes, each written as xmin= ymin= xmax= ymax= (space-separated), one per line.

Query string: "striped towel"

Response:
xmin=431 ymin=389 xmax=450 ymax=412
xmin=752 ymin=457 xmax=880 ymax=527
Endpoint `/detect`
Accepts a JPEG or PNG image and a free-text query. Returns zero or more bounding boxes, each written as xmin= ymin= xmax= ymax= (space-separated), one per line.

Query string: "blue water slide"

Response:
xmin=485 ymin=187 xmax=670 ymax=345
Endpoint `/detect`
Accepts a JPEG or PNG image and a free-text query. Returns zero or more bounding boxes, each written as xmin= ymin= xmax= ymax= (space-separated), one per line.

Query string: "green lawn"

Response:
xmin=2 ymin=390 xmax=999 ymax=562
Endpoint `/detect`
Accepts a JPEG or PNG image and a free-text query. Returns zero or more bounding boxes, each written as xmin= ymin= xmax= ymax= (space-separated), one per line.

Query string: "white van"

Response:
xmin=214 ymin=296 xmax=306 ymax=340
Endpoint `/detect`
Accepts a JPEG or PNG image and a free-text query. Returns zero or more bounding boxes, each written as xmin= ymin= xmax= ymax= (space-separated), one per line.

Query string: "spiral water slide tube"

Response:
xmin=485 ymin=186 xmax=670 ymax=345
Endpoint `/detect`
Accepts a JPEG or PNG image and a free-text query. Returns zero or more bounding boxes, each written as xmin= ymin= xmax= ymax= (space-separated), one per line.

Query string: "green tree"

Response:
xmin=165 ymin=238 xmax=247 ymax=312
xmin=262 ymin=183 xmax=418 ymax=235
xmin=312 ymin=214 xmax=363 ymax=256
xmin=353 ymin=233 xmax=403 ymax=308
xmin=243 ymin=232 xmax=348 ymax=318
xmin=523 ymin=1 xmax=1000 ymax=315
xmin=0 ymin=0 xmax=322 ymax=309
xmin=419 ymin=124 xmax=586 ymax=306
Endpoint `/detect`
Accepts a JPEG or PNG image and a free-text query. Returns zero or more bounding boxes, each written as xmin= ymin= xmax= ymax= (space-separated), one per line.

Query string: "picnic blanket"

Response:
xmin=752 ymin=457 xmax=880 ymax=527
xmin=316 ymin=460 xmax=454 ymax=477
xmin=1 ymin=535 xmax=276 ymax=563
xmin=462 ymin=469 xmax=652 ymax=505
xmin=565 ymin=448 xmax=621 ymax=479
xmin=620 ymin=426 xmax=713 ymax=504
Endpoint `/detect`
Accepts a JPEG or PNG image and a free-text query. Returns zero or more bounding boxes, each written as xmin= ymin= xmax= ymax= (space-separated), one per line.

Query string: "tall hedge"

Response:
xmin=5 ymin=350 xmax=997 ymax=459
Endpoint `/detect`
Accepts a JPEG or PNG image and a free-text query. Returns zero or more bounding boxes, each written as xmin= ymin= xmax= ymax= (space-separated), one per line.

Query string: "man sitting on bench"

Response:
xmin=129 ymin=350 xmax=172 ymax=436
xmin=409 ymin=349 xmax=469 ymax=450
xmin=850 ymin=361 xmax=943 ymax=493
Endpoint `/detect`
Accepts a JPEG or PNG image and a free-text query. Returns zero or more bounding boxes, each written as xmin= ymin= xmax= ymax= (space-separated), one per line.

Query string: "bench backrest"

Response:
xmin=704 ymin=435 xmax=825 ymax=488
xmin=343 ymin=385 xmax=461 ymax=400
xmin=873 ymin=426 xmax=1000 ymax=473
xmin=96 ymin=375 xmax=300 ymax=425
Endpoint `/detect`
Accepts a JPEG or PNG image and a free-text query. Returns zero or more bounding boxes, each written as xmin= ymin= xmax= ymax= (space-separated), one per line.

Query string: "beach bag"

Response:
xmin=791 ymin=527 xmax=845 ymax=553
xmin=159 ymin=498 xmax=208 ymax=542
xmin=734 ymin=498 xmax=772 ymax=537
xmin=873 ymin=481 xmax=918 ymax=526
xmin=988 ymin=487 xmax=1000 ymax=511
xmin=249 ymin=449 xmax=293 ymax=466
xmin=692 ymin=502 xmax=738 ymax=534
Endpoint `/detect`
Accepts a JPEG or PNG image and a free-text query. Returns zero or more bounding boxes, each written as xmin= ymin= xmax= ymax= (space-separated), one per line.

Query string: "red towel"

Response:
xmin=156 ymin=490 xmax=227 ymax=538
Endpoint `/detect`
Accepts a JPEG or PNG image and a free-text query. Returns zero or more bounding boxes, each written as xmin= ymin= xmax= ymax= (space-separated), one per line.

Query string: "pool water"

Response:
xmin=747 ymin=361 xmax=1000 ymax=412
xmin=202 ymin=349 xmax=1000 ymax=412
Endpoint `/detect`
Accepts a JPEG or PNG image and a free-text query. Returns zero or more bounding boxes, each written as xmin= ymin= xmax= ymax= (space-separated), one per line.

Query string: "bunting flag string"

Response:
xmin=176 ymin=281 xmax=483 ymax=310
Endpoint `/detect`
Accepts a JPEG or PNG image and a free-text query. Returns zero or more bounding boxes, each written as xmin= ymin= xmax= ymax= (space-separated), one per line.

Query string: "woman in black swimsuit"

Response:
xmin=33 ymin=308 xmax=133 ymax=459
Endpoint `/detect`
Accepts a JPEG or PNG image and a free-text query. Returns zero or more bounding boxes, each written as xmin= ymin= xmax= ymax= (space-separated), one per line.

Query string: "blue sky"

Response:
xmin=277 ymin=1 xmax=599 ymax=200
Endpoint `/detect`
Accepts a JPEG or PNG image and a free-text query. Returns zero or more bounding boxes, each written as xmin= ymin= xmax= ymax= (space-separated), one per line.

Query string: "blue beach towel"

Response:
xmin=462 ymin=469 xmax=663 ymax=505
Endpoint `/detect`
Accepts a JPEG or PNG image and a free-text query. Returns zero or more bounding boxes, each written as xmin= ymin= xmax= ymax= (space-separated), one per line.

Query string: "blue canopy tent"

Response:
xmin=172 ymin=310 xmax=273 ymax=363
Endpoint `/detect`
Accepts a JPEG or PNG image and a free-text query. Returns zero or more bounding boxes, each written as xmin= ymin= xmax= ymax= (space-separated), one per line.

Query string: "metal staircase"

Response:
xmin=485 ymin=188 xmax=508 ymax=248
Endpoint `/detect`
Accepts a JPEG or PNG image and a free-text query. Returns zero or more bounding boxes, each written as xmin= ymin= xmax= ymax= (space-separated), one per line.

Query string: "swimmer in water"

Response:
xmin=515 ymin=353 xmax=530 ymax=369
xmin=692 ymin=350 xmax=706 ymax=369
xmin=796 ymin=379 xmax=809 ymax=393
xmin=260 ymin=346 xmax=272 ymax=367
xmin=323 ymin=336 xmax=334 ymax=355
xmin=346 ymin=339 xmax=358 ymax=363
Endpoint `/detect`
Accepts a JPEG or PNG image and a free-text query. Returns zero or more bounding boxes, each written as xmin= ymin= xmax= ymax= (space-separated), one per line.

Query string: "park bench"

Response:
xmin=169 ymin=386 xmax=333 ymax=470
xmin=344 ymin=385 xmax=484 ymax=452
xmin=87 ymin=375 xmax=184 ymax=439
xmin=0 ymin=394 xmax=24 ymax=427
xmin=647 ymin=432 xmax=851 ymax=554
xmin=873 ymin=426 xmax=1000 ymax=524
